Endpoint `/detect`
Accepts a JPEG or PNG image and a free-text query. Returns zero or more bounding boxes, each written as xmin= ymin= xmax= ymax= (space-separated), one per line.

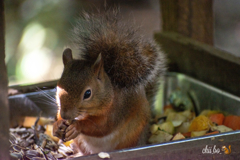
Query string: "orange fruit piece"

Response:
xmin=209 ymin=113 xmax=225 ymax=125
xmin=205 ymin=130 xmax=220 ymax=135
xmin=223 ymin=115 xmax=240 ymax=130
xmin=189 ymin=115 xmax=213 ymax=132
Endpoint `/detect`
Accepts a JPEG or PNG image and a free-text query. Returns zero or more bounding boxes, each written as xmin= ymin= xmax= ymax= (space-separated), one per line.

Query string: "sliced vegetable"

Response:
xmin=159 ymin=121 xmax=175 ymax=134
xmin=223 ymin=115 xmax=240 ymax=130
xmin=175 ymin=122 xmax=190 ymax=134
xmin=148 ymin=130 xmax=173 ymax=144
xmin=180 ymin=110 xmax=194 ymax=121
xmin=171 ymin=121 xmax=183 ymax=128
xmin=214 ymin=125 xmax=233 ymax=133
xmin=172 ymin=133 xmax=185 ymax=140
xmin=191 ymin=130 xmax=208 ymax=137
xmin=209 ymin=113 xmax=225 ymax=125
xmin=182 ymin=132 xmax=191 ymax=138
xmin=150 ymin=124 xmax=159 ymax=134
xmin=205 ymin=131 xmax=220 ymax=135
xmin=166 ymin=112 xmax=187 ymax=127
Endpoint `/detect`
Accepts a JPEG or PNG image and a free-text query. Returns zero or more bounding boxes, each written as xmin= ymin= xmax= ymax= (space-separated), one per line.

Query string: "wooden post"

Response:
xmin=155 ymin=32 xmax=240 ymax=97
xmin=157 ymin=0 xmax=240 ymax=96
xmin=0 ymin=0 xmax=10 ymax=159
xmin=160 ymin=0 xmax=213 ymax=45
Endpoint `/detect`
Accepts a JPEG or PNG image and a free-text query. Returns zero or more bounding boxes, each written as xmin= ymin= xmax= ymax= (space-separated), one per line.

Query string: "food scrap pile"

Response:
xmin=9 ymin=117 xmax=75 ymax=160
xmin=148 ymin=90 xmax=239 ymax=144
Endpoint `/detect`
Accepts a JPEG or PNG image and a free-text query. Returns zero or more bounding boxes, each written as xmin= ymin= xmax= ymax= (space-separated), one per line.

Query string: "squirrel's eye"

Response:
xmin=83 ymin=89 xmax=91 ymax=100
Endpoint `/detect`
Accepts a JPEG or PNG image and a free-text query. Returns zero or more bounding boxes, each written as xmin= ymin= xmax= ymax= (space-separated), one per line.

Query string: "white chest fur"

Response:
xmin=74 ymin=128 xmax=123 ymax=155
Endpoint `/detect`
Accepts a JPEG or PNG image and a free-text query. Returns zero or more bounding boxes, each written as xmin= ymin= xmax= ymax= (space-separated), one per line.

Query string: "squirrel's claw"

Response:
xmin=52 ymin=119 xmax=68 ymax=139
xmin=64 ymin=122 xmax=81 ymax=141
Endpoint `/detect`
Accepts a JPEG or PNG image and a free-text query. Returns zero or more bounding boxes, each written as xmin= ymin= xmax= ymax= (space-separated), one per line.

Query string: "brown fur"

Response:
xmin=53 ymin=9 xmax=166 ymax=156
xmin=72 ymin=9 xmax=166 ymax=89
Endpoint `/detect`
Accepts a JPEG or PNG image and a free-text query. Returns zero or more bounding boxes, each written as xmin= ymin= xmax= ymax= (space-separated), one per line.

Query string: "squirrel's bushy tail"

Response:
xmin=72 ymin=8 xmax=166 ymax=91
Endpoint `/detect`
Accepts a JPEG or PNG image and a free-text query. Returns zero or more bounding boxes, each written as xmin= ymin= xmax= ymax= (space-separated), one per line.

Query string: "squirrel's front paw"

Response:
xmin=52 ymin=119 xmax=68 ymax=140
xmin=64 ymin=121 xmax=81 ymax=142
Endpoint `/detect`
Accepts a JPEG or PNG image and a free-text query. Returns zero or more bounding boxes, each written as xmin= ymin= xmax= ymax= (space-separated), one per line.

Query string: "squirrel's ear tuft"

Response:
xmin=93 ymin=53 xmax=104 ymax=79
xmin=62 ymin=48 xmax=73 ymax=66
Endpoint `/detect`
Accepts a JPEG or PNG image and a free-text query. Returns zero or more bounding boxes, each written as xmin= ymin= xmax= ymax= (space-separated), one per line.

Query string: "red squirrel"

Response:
xmin=53 ymin=9 xmax=166 ymax=156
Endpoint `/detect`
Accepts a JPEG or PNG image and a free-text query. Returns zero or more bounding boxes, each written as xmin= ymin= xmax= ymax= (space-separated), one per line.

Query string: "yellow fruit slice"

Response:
xmin=189 ymin=115 xmax=213 ymax=132
xmin=63 ymin=139 xmax=74 ymax=147
xmin=150 ymin=124 xmax=159 ymax=134
xmin=191 ymin=130 xmax=208 ymax=137
xmin=45 ymin=125 xmax=59 ymax=143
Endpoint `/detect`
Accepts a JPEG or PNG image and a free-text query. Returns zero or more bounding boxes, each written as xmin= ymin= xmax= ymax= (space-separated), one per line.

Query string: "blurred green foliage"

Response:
xmin=5 ymin=0 xmax=83 ymax=85
xmin=5 ymin=0 xmax=160 ymax=85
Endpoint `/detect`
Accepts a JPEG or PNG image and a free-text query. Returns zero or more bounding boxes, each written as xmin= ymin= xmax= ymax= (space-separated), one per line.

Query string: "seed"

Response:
xmin=12 ymin=145 xmax=23 ymax=152
xmin=41 ymin=139 xmax=47 ymax=149
xmin=25 ymin=149 xmax=42 ymax=159
xmin=9 ymin=133 xmax=17 ymax=144
xmin=66 ymin=120 xmax=73 ymax=125
xmin=98 ymin=152 xmax=110 ymax=159
xmin=10 ymin=152 xmax=22 ymax=159
xmin=31 ymin=158 xmax=46 ymax=160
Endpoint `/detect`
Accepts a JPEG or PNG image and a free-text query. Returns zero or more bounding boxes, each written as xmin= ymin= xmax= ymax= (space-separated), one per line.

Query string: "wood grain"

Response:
xmin=0 ymin=0 xmax=10 ymax=159
xmin=155 ymin=31 xmax=240 ymax=97
xmin=160 ymin=0 xmax=213 ymax=45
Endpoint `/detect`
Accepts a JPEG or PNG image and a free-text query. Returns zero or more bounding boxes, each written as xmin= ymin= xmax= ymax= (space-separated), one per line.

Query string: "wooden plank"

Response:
xmin=160 ymin=0 xmax=213 ymax=45
xmin=160 ymin=0 xmax=178 ymax=32
xmin=0 ymin=0 xmax=10 ymax=159
xmin=9 ymin=79 xmax=57 ymax=94
xmin=154 ymin=31 xmax=240 ymax=97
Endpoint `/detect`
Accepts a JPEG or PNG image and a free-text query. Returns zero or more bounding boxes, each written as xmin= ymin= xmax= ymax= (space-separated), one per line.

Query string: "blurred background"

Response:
xmin=4 ymin=0 xmax=240 ymax=85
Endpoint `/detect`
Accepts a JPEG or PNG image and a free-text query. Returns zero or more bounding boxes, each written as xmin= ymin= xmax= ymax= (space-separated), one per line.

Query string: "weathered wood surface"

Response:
xmin=155 ymin=31 xmax=240 ymax=97
xmin=0 ymin=0 xmax=10 ymax=159
xmin=160 ymin=0 xmax=213 ymax=45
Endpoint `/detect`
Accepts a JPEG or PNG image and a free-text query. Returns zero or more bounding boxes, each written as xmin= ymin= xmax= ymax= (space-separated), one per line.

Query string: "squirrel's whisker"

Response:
xmin=32 ymin=99 xmax=58 ymax=107
xmin=32 ymin=95 xmax=56 ymax=105
xmin=35 ymin=87 xmax=56 ymax=102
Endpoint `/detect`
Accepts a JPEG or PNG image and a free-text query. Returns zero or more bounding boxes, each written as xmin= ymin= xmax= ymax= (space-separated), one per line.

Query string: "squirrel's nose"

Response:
xmin=60 ymin=109 xmax=73 ymax=120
